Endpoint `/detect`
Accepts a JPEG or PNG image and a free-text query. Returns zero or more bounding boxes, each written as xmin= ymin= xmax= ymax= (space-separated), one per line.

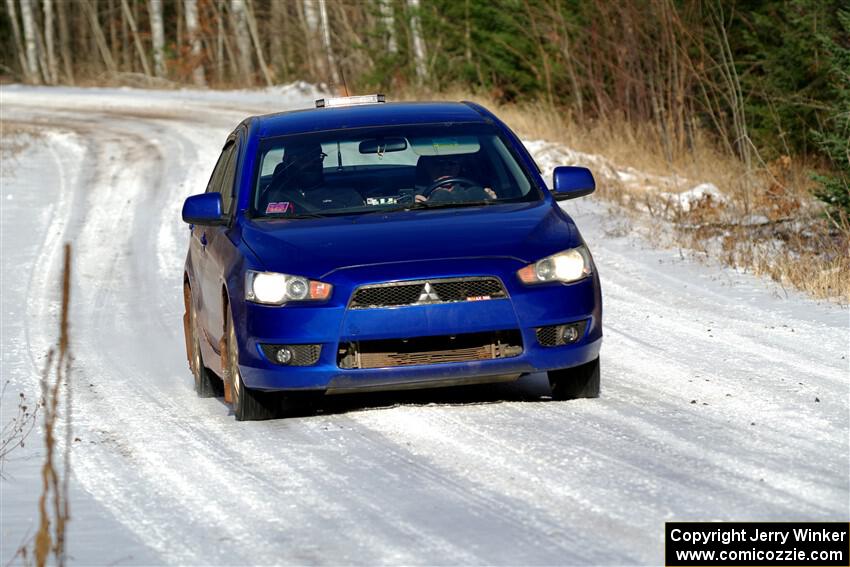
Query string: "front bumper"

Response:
xmin=234 ymin=258 xmax=602 ymax=392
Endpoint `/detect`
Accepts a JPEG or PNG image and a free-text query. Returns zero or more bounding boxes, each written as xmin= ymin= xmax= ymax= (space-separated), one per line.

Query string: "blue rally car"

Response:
xmin=181 ymin=95 xmax=602 ymax=420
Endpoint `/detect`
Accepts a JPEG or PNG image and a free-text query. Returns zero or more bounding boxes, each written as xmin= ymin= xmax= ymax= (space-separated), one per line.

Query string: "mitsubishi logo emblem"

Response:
xmin=417 ymin=282 xmax=441 ymax=303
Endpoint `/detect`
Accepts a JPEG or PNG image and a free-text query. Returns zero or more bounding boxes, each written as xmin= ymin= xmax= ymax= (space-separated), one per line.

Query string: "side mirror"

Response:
xmin=552 ymin=166 xmax=595 ymax=201
xmin=182 ymin=193 xmax=225 ymax=225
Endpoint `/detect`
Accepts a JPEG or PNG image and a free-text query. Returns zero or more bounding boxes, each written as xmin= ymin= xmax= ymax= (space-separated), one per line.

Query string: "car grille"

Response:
xmin=349 ymin=277 xmax=507 ymax=309
xmin=338 ymin=330 xmax=523 ymax=369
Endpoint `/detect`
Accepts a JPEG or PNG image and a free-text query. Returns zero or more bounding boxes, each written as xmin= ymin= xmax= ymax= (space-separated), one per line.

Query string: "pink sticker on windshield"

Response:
xmin=266 ymin=202 xmax=293 ymax=214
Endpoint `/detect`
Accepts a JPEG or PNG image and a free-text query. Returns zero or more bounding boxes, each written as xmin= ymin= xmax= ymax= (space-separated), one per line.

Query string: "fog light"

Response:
xmin=275 ymin=347 xmax=293 ymax=364
xmin=560 ymin=325 xmax=580 ymax=344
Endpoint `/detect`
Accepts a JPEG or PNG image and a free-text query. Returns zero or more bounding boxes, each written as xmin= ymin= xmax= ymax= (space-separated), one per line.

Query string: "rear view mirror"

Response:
xmin=182 ymin=193 xmax=225 ymax=225
xmin=552 ymin=166 xmax=595 ymax=200
xmin=359 ymin=137 xmax=408 ymax=154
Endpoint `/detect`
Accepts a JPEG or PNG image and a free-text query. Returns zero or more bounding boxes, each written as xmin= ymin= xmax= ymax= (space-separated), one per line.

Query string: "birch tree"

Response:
xmin=5 ymin=0 xmax=33 ymax=82
xmin=18 ymin=0 xmax=42 ymax=83
xmin=43 ymin=0 xmax=59 ymax=84
xmin=121 ymin=0 xmax=152 ymax=77
xmin=303 ymin=0 xmax=319 ymax=36
xmin=379 ymin=0 xmax=397 ymax=54
xmin=406 ymin=0 xmax=427 ymax=83
xmin=301 ymin=0 xmax=323 ymax=79
xmin=183 ymin=0 xmax=206 ymax=86
xmin=229 ymin=0 xmax=255 ymax=84
xmin=317 ymin=0 xmax=340 ymax=88
xmin=269 ymin=0 xmax=288 ymax=78
xmin=148 ymin=0 xmax=167 ymax=78
xmin=55 ymin=0 xmax=72 ymax=82
xmin=31 ymin=0 xmax=50 ymax=84
xmin=244 ymin=0 xmax=273 ymax=86
xmin=80 ymin=0 xmax=118 ymax=76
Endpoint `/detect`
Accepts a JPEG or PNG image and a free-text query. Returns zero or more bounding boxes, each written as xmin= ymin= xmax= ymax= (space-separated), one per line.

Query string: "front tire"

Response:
xmin=548 ymin=357 xmax=601 ymax=400
xmin=225 ymin=308 xmax=279 ymax=421
xmin=188 ymin=286 xmax=218 ymax=398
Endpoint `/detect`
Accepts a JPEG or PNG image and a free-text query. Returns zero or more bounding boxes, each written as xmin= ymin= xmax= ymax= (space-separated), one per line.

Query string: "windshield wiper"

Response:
xmin=259 ymin=200 xmax=504 ymax=220
xmin=405 ymin=199 xmax=500 ymax=211
xmin=352 ymin=199 xmax=502 ymax=216
xmin=257 ymin=212 xmax=327 ymax=219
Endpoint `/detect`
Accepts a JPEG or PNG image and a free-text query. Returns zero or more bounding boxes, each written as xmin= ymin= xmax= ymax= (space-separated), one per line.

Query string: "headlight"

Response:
xmin=245 ymin=270 xmax=332 ymax=305
xmin=517 ymin=246 xmax=592 ymax=285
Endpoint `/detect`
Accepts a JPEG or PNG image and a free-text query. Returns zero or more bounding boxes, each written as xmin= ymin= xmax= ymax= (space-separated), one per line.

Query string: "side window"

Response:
xmin=205 ymin=142 xmax=233 ymax=194
xmin=219 ymin=145 xmax=239 ymax=214
xmin=205 ymin=139 xmax=240 ymax=216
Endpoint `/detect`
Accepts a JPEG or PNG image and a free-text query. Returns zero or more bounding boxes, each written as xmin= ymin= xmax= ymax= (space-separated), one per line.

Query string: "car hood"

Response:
xmin=240 ymin=201 xmax=579 ymax=279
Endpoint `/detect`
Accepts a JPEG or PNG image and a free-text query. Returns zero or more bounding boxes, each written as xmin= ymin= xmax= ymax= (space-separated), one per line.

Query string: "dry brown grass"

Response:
xmin=0 ymin=383 xmax=42 ymax=478
xmin=398 ymin=88 xmax=849 ymax=302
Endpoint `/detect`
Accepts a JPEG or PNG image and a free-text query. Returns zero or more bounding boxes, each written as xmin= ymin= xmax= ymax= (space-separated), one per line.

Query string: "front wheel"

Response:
xmin=548 ymin=357 xmax=601 ymax=400
xmin=225 ymin=308 xmax=279 ymax=421
xmin=187 ymin=285 xmax=219 ymax=398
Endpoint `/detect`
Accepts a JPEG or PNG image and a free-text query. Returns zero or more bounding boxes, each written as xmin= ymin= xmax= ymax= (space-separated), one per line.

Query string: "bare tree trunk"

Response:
xmin=524 ymin=0 xmax=553 ymax=108
xmin=120 ymin=0 xmax=151 ymax=76
xmin=212 ymin=0 xmax=238 ymax=82
xmin=80 ymin=0 xmax=118 ymax=77
xmin=331 ymin=1 xmax=372 ymax=75
xmin=269 ymin=0 xmax=287 ymax=79
xmin=546 ymin=1 xmax=583 ymax=119
xmin=406 ymin=0 xmax=427 ymax=83
xmin=244 ymin=0 xmax=273 ymax=86
xmin=19 ymin=0 xmax=42 ymax=83
xmin=120 ymin=0 xmax=129 ymax=70
xmin=147 ymin=0 xmax=166 ymax=77
xmin=5 ymin=0 xmax=33 ymax=82
xmin=464 ymin=0 xmax=471 ymax=65
xmin=303 ymin=0 xmax=319 ymax=36
xmin=107 ymin=0 xmax=117 ymax=62
xmin=176 ymin=0 xmax=182 ymax=54
xmin=300 ymin=0 xmax=323 ymax=80
xmin=209 ymin=0 xmax=224 ymax=82
xmin=379 ymin=0 xmax=397 ymax=53
xmin=31 ymin=0 xmax=51 ymax=83
xmin=183 ymin=0 xmax=206 ymax=86
xmin=55 ymin=0 xmax=73 ymax=82
xmin=710 ymin=3 xmax=753 ymax=211
xmin=42 ymin=0 xmax=59 ymax=84
xmin=317 ymin=0 xmax=340 ymax=88
xmin=229 ymin=0 xmax=254 ymax=84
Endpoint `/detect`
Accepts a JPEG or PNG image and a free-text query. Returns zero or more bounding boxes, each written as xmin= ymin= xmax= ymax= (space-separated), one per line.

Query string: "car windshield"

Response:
xmin=252 ymin=122 xmax=540 ymax=218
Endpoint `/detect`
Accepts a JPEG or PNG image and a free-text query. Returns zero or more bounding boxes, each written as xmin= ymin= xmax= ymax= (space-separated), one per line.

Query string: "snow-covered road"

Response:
xmin=1 ymin=86 xmax=847 ymax=565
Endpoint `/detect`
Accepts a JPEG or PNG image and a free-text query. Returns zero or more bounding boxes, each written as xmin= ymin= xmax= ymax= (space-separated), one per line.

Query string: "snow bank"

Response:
xmin=1 ymin=81 xmax=330 ymax=114
xmin=661 ymin=182 xmax=727 ymax=213
xmin=522 ymin=139 xmax=724 ymax=214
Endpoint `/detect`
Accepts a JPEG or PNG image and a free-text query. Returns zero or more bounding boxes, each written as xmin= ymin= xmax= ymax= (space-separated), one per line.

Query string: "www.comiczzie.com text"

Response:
xmin=665 ymin=522 xmax=850 ymax=566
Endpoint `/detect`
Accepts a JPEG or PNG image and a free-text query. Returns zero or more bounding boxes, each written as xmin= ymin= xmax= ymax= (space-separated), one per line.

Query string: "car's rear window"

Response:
xmin=252 ymin=122 xmax=540 ymax=218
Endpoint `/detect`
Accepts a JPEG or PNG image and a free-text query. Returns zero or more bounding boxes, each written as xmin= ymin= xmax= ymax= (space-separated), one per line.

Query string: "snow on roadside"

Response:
xmin=0 ymin=81 xmax=329 ymax=116
xmin=523 ymin=139 xmax=726 ymax=213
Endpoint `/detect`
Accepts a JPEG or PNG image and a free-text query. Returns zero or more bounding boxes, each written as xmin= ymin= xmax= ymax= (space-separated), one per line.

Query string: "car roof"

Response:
xmin=249 ymin=101 xmax=491 ymax=139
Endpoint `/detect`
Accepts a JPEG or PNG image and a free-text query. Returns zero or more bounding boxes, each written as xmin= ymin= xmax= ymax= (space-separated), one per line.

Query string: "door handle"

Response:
xmin=200 ymin=233 xmax=207 ymax=247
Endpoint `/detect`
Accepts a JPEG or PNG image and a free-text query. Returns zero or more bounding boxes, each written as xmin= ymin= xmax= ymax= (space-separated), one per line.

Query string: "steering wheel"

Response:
xmin=422 ymin=176 xmax=480 ymax=198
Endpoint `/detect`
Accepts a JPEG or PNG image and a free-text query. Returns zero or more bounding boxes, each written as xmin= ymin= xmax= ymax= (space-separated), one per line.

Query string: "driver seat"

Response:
xmin=414 ymin=153 xmax=490 ymax=190
xmin=414 ymin=155 xmax=458 ymax=188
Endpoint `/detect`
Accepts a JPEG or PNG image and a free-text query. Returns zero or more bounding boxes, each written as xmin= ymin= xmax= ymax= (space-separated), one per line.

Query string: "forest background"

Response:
xmin=1 ymin=0 xmax=848 ymax=298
